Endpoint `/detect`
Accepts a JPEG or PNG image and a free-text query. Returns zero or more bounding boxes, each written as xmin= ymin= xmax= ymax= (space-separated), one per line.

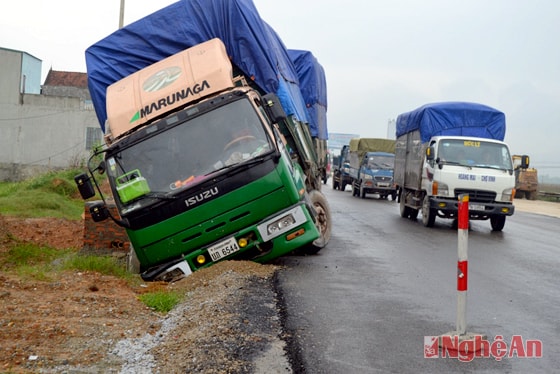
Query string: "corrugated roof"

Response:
xmin=43 ymin=69 xmax=88 ymax=88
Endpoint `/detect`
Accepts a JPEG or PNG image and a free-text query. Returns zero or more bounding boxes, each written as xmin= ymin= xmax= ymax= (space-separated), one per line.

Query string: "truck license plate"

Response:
xmin=469 ymin=204 xmax=485 ymax=211
xmin=207 ymin=237 xmax=240 ymax=262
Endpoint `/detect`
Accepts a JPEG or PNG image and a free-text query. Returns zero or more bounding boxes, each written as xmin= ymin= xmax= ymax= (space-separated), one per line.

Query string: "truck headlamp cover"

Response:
xmin=502 ymin=188 xmax=515 ymax=202
xmin=257 ymin=205 xmax=307 ymax=241
xmin=267 ymin=215 xmax=296 ymax=235
xmin=434 ymin=181 xmax=449 ymax=196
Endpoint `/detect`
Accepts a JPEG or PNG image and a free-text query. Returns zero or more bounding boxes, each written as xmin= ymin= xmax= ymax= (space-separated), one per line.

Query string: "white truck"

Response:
xmin=394 ymin=102 xmax=517 ymax=231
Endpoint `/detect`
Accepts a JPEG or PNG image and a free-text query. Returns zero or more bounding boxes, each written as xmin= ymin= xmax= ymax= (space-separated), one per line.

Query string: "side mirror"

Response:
xmin=89 ymin=201 xmax=109 ymax=222
xmin=262 ymin=93 xmax=287 ymax=123
xmin=426 ymin=146 xmax=435 ymax=161
xmin=74 ymin=173 xmax=96 ymax=200
xmin=521 ymin=155 xmax=530 ymax=169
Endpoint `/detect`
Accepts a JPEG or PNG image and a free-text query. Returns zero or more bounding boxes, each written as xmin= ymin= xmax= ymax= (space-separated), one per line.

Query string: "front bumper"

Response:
xmin=429 ymin=197 xmax=515 ymax=219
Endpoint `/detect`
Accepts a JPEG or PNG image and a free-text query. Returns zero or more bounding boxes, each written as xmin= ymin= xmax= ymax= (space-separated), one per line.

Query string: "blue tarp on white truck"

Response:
xmin=288 ymin=49 xmax=328 ymax=140
xmin=395 ymin=102 xmax=506 ymax=143
xmin=85 ymin=0 xmax=312 ymax=132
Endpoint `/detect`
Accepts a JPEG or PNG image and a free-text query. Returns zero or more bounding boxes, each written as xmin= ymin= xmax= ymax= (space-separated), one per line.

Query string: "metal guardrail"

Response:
xmin=539 ymin=191 xmax=560 ymax=201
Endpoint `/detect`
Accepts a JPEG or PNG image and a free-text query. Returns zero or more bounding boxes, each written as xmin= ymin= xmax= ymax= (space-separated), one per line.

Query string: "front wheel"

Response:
xmin=421 ymin=195 xmax=436 ymax=227
xmin=305 ymin=190 xmax=332 ymax=254
xmin=352 ymin=182 xmax=358 ymax=197
xmin=490 ymin=215 xmax=506 ymax=231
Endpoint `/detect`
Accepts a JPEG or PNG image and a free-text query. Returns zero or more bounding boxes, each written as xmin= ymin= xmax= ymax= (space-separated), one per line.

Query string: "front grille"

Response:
xmin=374 ymin=176 xmax=392 ymax=182
xmin=454 ymin=189 xmax=496 ymax=203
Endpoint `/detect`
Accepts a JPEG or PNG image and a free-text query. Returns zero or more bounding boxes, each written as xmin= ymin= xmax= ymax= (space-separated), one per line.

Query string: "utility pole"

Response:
xmin=119 ymin=0 xmax=125 ymax=29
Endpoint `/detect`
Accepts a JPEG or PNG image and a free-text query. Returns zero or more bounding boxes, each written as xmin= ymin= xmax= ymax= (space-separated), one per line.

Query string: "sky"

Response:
xmin=1 ymin=0 xmax=559 ymax=179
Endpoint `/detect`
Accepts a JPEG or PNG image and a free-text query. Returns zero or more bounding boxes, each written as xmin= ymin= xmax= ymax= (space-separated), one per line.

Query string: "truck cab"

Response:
xmin=351 ymin=151 xmax=397 ymax=199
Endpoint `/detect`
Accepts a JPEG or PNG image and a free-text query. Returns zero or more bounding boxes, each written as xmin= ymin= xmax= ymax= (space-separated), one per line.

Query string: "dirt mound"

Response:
xmin=0 ymin=216 xmax=283 ymax=373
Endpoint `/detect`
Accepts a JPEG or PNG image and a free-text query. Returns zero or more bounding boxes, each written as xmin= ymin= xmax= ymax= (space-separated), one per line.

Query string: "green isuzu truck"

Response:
xmin=75 ymin=0 xmax=331 ymax=281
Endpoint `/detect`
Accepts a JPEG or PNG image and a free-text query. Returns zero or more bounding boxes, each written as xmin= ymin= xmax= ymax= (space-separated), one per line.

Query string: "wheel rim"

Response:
xmin=314 ymin=201 xmax=328 ymax=235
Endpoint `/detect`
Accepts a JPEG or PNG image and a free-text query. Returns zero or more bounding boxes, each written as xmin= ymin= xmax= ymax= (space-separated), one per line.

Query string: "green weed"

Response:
xmin=138 ymin=291 xmax=183 ymax=313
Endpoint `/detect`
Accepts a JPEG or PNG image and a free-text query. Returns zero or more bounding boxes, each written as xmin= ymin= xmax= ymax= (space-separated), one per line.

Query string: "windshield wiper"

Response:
xmin=438 ymin=160 xmax=472 ymax=170
xmin=474 ymin=164 xmax=507 ymax=171
xmin=207 ymin=152 xmax=273 ymax=176
xmin=143 ymin=192 xmax=178 ymax=201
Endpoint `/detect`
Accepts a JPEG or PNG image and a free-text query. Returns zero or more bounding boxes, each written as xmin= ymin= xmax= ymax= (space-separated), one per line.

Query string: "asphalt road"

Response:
xmin=276 ymin=181 xmax=559 ymax=373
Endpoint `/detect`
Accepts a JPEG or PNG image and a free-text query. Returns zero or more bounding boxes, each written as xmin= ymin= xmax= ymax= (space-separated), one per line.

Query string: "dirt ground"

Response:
xmin=0 ymin=216 xmax=286 ymax=373
xmin=0 ymin=198 xmax=558 ymax=373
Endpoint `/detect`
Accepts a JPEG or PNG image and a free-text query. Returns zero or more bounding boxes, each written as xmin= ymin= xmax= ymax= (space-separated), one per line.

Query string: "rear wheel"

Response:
xmin=340 ymin=181 xmax=347 ymax=192
xmin=490 ymin=215 xmax=506 ymax=231
xmin=305 ymin=190 xmax=332 ymax=254
xmin=360 ymin=183 xmax=366 ymax=199
xmin=399 ymin=190 xmax=411 ymax=218
xmin=421 ymin=195 xmax=436 ymax=227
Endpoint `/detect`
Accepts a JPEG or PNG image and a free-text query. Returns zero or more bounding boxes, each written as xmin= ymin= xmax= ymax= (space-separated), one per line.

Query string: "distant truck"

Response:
xmin=394 ymin=102 xmax=517 ymax=231
xmin=332 ymin=144 xmax=352 ymax=191
xmin=347 ymin=138 xmax=397 ymax=200
xmin=74 ymin=0 xmax=331 ymax=281
xmin=512 ymin=155 xmax=538 ymax=200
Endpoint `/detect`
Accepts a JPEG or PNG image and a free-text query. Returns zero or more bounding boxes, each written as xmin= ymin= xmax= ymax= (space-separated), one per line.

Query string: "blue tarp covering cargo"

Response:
xmin=288 ymin=49 xmax=328 ymax=140
xmin=395 ymin=102 xmax=506 ymax=143
xmin=85 ymin=0 xmax=310 ymax=132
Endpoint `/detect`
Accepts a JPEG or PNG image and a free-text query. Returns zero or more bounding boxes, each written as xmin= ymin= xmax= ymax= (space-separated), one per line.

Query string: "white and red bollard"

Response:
xmin=439 ymin=194 xmax=487 ymax=351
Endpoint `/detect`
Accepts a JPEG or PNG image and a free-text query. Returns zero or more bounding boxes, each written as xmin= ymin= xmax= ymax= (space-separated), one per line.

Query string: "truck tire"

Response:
xmin=332 ymin=179 xmax=339 ymax=190
xmin=305 ymin=190 xmax=332 ymax=254
xmin=399 ymin=191 xmax=411 ymax=218
xmin=409 ymin=208 xmax=419 ymax=220
xmin=421 ymin=195 xmax=436 ymax=227
xmin=340 ymin=182 xmax=347 ymax=192
xmin=352 ymin=182 xmax=358 ymax=197
xmin=490 ymin=215 xmax=506 ymax=231
xmin=360 ymin=182 xmax=366 ymax=199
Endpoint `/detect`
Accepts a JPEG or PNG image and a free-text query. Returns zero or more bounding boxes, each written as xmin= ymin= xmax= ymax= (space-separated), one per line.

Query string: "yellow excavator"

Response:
xmin=513 ymin=154 xmax=538 ymax=200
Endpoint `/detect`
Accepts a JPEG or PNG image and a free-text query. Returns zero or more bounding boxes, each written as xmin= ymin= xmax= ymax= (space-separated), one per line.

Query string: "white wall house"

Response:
xmin=0 ymin=47 xmax=102 ymax=181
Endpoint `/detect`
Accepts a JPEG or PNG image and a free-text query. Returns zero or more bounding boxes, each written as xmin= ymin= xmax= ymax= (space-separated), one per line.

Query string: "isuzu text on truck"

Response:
xmin=394 ymin=102 xmax=518 ymax=231
xmin=74 ymin=0 xmax=331 ymax=281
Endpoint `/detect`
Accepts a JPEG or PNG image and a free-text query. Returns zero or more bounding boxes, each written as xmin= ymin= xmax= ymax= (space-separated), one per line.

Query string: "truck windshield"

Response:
xmin=438 ymin=139 xmax=513 ymax=170
xmin=367 ymin=156 xmax=394 ymax=170
xmin=105 ymin=98 xmax=272 ymax=205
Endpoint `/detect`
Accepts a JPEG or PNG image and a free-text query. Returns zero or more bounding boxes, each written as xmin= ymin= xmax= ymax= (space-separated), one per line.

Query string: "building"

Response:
xmin=0 ymin=47 xmax=102 ymax=181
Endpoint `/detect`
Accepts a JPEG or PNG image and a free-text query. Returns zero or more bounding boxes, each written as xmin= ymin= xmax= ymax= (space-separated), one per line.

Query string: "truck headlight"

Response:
xmin=364 ymin=174 xmax=373 ymax=180
xmin=502 ymin=188 xmax=515 ymax=202
xmin=433 ymin=181 xmax=449 ymax=196
xmin=258 ymin=206 xmax=308 ymax=242
xmin=267 ymin=214 xmax=296 ymax=235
